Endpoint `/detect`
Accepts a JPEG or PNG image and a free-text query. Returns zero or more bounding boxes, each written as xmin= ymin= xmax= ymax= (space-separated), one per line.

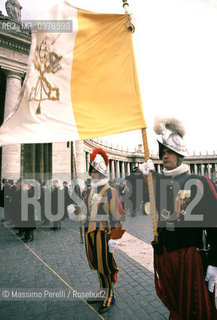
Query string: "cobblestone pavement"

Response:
xmin=0 ymin=207 xmax=169 ymax=320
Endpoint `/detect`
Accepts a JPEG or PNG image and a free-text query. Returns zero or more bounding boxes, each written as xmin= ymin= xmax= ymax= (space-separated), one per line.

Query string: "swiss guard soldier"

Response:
xmin=139 ymin=116 xmax=217 ymax=320
xmin=83 ymin=148 xmax=126 ymax=314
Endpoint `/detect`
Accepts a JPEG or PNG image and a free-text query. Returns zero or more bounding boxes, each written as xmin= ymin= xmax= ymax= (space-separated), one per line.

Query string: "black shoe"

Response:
xmin=99 ymin=296 xmax=115 ymax=314
xmin=99 ymin=304 xmax=112 ymax=314
xmin=99 ymin=301 xmax=115 ymax=314
xmin=16 ymin=231 xmax=24 ymax=237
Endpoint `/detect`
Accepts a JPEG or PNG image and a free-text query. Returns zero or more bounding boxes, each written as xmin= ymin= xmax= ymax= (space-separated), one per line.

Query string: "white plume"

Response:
xmin=154 ymin=116 xmax=186 ymax=137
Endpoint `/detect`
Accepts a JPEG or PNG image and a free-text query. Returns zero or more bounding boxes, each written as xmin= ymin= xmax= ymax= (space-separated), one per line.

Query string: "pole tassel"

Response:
xmin=36 ymin=102 xmax=41 ymax=114
xmin=122 ymin=0 xmax=135 ymax=33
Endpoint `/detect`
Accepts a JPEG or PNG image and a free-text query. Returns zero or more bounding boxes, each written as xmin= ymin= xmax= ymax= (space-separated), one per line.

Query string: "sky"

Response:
xmin=1 ymin=0 xmax=217 ymax=155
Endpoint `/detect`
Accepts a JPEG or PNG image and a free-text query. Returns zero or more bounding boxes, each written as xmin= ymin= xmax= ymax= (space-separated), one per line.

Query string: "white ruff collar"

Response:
xmin=91 ymin=178 xmax=109 ymax=188
xmin=163 ymin=164 xmax=189 ymax=176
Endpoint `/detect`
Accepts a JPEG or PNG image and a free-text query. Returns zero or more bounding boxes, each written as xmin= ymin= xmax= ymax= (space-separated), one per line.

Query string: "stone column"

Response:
xmin=121 ymin=162 xmax=125 ymax=178
xmin=210 ymin=164 xmax=215 ymax=182
xmin=201 ymin=164 xmax=204 ymax=176
xmin=107 ymin=158 xmax=110 ymax=178
xmin=86 ymin=152 xmax=90 ymax=173
xmin=111 ymin=160 xmax=115 ymax=181
xmin=52 ymin=142 xmax=71 ymax=183
xmin=127 ymin=162 xmax=130 ymax=176
xmin=194 ymin=164 xmax=198 ymax=175
xmin=214 ymin=164 xmax=217 ymax=183
xmin=207 ymin=164 xmax=211 ymax=179
xmin=74 ymin=140 xmax=85 ymax=173
xmin=116 ymin=161 xmax=120 ymax=179
xmin=1 ymin=70 xmax=23 ymax=181
xmin=74 ymin=140 xmax=86 ymax=189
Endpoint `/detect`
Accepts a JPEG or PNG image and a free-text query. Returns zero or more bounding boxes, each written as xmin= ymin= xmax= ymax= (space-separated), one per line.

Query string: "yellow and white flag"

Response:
xmin=0 ymin=1 xmax=146 ymax=146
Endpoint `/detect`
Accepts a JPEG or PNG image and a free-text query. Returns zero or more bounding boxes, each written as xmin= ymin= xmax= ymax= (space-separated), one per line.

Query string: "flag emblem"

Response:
xmin=29 ymin=38 xmax=63 ymax=114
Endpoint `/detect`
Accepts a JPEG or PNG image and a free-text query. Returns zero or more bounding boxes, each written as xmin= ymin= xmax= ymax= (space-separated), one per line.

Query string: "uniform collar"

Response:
xmin=163 ymin=164 xmax=189 ymax=177
xmin=91 ymin=178 xmax=109 ymax=188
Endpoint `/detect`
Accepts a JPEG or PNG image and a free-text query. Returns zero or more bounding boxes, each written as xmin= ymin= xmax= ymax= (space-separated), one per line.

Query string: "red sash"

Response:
xmin=154 ymin=246 xmax=217 ymax=320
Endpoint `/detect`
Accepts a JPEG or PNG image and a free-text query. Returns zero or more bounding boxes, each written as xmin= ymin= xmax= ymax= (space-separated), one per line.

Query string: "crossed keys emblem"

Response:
xmin=29 ymin=37 xmax=63 ymax=114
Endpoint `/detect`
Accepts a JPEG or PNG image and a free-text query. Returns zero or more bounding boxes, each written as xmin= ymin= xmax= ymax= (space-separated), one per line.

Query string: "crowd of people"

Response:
xmin=0 ymin=174 xmax=141 ymax=242
xmin=0 ymin=179 xmax=82 ymax=241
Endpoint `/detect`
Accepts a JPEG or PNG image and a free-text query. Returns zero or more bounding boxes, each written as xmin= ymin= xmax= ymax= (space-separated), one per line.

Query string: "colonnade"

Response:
xmin=83 ymin=141 xmax=217 ymax=183
xmin=188 ymin=162 xmax=217 ymax=182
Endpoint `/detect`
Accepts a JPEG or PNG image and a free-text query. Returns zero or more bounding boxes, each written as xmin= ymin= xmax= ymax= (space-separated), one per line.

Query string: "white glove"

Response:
xmin=67 ymin=204 xmax=86 ymax=221
xmin=108 ymin=239 xmax=119 ymax=253
xmin=205 ymin=265 xmax=217 ymax=293
xmin=67 ymin=204 xmax=76 ymax=215
xmin=139 ymin=159 xmax=155 ymax=176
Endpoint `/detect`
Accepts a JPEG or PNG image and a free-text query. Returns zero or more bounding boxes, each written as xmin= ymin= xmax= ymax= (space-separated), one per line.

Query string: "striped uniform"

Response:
xmin=83 ymin=183 xmax=125 ymax=307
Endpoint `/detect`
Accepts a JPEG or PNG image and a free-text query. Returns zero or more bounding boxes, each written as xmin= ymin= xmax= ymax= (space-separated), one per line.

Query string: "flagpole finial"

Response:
xmin=122 ymin=0 xmax=135 ymax=33
xmin=122 ymin=0 xmax=129 ymax=14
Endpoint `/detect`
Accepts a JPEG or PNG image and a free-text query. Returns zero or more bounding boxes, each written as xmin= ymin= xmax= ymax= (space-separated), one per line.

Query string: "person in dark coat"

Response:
xmin=21 ymin=184 xmax=36 ymax=242
xmin=12 ymin=179 xmax=23 ymax=236
xmin=39 ymin=182 xmax=50 ymax=226
xmin=139 ymin=116 xmax=217 ymax=320
xmin=13 ymin=181 xmax=36 ymax=242
xmin=125 ymin=168 xmax=147 ymax=216
xmin=0 ymin=180 xmax=4 ymax=208
xmin=81 ymin=178 xmax=91 ymax=200
xmin=3 ymin=179 xmax=14 ymax=224
xmin=50 ymin=180 xmax=63 ymax=231
xmin=62 ymin=181 xmax=74 ymax=220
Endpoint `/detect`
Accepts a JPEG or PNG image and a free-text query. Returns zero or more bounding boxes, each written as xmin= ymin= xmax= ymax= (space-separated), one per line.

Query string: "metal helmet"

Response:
xmin=154 ymin=116 xmax=188 ymax=159
xmin=89 ymin=148 xmax=109 ymax=177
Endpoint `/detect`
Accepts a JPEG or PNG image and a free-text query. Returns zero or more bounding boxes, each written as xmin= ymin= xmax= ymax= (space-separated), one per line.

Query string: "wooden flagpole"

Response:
xmin=73 ymin=142 xmax=84 ymax=244
xmin=141 ymin=128 xmax=158 ymax=241
xmin=122 ymin=0 xmax=158 ymax=241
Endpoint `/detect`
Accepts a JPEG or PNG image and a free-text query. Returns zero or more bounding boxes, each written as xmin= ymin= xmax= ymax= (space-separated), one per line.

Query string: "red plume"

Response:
xmin=90 ymin=148 xmax=109 ymax=166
